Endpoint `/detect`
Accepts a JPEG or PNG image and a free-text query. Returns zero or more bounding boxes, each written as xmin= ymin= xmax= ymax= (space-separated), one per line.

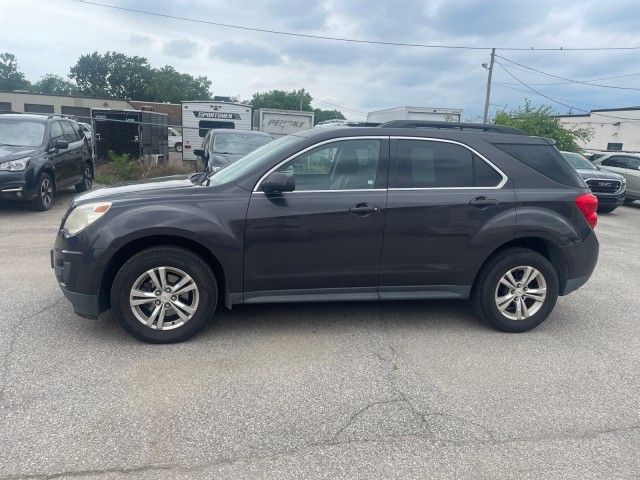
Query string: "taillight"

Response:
xmin=575 ymin=193 xmax=598 ymax=229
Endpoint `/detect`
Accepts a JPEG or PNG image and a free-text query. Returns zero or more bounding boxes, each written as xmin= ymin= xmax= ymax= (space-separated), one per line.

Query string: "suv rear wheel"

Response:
xmin=472 ymin=248 xmax=559 ymax=332
xmin=31 ymin=172 xmax=54 ymax=211
xmin=111 ymin=246 xmax=218 ymax=343
xmin=75 ymin=162 xmax=93 ymax=193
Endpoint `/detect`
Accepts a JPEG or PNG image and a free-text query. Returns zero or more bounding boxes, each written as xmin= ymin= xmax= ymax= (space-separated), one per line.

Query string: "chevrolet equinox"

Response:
xmin=53 ymin=121 xmax=599 ymax=343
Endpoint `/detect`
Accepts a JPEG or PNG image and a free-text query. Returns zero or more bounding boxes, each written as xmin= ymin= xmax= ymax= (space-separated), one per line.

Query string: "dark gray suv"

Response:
xmin=53 ymin=121 xmax=599 ymax=343
xmin=0 ymin=114 xmax=93 ymax=210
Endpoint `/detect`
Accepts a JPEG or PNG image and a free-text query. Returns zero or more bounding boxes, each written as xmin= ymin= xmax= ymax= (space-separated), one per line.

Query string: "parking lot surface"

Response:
xmin=0 ymin=193 xmax=639 ymax=479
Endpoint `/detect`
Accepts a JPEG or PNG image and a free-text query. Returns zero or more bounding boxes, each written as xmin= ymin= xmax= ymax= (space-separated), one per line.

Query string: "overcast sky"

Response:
xmin=2 ymin=0 xmax=640 ymax=120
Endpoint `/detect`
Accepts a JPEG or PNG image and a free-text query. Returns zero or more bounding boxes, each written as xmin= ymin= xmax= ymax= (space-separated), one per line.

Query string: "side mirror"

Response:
xmin=193 ymin=148 xmax=207 ymax=158
xmin=55 ymin=139 xmax=69 ymax=151
xmin=262 ymin=171 xmax=295 ymax=193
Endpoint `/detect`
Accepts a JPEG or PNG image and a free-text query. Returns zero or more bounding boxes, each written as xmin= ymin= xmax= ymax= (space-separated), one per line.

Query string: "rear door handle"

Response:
xmin=469 ymin=196 xmax=499 ymax=208
xmin=349 ymin=203 xmax=380 ymax=216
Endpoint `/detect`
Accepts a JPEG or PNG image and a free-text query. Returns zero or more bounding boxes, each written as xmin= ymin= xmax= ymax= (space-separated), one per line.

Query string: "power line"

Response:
xmin=494 ymin=60 xmax=640 ymax=124
xmin=493 ymin=82 xmax=612 ymax=109
xmin=498 ymin=70 xmax=640 ymax=87
xmin=73 ymin=0 xmax=640 ymax=52
xmin=496 ymin=55 xmax=640 ymax=91
xmin=311 ymin=98 xmax=367 ymax=115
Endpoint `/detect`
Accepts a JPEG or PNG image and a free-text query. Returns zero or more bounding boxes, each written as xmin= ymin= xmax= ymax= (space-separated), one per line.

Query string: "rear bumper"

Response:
xmin=559 ymin=231 xmax=599 ymax=295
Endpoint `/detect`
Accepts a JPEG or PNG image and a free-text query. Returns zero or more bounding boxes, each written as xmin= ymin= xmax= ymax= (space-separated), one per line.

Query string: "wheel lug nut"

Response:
xmin=155 ymin=290 xmax=161 ymax=296
xmin=171 ymin=295 xmax=177 ymax=301
xmin=165 ymin=287 xmax=171 ymax=293
xmin=154 ymin=300 xmax=161 ymax=305
xmin=165 ymin=303 xmax=171 ymax=308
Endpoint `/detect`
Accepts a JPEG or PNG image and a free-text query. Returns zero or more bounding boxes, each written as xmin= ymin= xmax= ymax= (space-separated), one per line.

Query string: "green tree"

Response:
xmin=249 ymin=89 xmax=312 ymax=111
xmin=494 ymin=100 xmax=592 ymax=152
xmin=32 ymin=74 xmax=77 ymax=95
xmin=0 ymin=52 xmax=31 ymax=91
xmin=70 ymin=51 xmax=152 ymax=99
xmin=148 ymin=66 xmax=211 ymax=103
xmin=313 ymin=108 xmax=346 ymax=124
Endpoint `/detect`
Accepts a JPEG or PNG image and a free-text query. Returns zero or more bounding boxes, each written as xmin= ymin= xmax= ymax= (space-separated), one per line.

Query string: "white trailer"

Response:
xmin=181 ymin=101 xmax=252 ymax=162
xmin=253 ymin=109 xmax=314 ymax=138
xmin=367 ymin=106 xmax=463 ymax=124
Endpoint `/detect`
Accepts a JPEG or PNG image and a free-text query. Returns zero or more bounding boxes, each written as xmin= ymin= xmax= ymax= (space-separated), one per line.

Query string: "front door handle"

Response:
xmin=469 ymin=196 xmax=499 ymax=208
xmin=349 ymin=203 xmax=380 ymax=216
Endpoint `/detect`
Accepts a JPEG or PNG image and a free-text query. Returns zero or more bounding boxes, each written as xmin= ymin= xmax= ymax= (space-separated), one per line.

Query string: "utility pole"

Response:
xmin=482 ymin=48 xmax=495 ymax=124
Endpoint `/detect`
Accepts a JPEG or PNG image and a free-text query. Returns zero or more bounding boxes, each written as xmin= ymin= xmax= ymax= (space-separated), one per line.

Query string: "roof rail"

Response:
xmin=379 ymin=120 xmax=528 ymax=135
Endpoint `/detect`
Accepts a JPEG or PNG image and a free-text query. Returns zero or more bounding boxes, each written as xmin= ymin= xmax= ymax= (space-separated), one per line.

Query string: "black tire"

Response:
xmin=111 ymin=246 xmax=218 ymax=343
xmin=75 ymin=162 xmax=93 ymax=193
xmin=174 ymin=142 xmax=183 ymax=153
xmin=597 ymin=205 xmax=617 ymax=214
xmin=472 ymin=248 xmax=559 ymax=332
xmin=30 ymin=172 xmax=54 ymax=211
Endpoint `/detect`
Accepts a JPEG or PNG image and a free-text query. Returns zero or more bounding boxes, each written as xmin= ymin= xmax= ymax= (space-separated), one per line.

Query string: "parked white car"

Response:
xmin=168 ymin=127 xmax=183 ymax=152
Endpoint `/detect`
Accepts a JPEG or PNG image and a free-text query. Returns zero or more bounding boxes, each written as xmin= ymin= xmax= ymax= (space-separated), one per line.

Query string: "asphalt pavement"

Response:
xmin=0 ymin=190 xmax=639 ymax=479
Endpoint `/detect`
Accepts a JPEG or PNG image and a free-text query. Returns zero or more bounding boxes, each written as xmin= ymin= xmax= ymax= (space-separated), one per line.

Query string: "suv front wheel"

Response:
xmin=111 ymin=246 xmax=218 ymax=343
xmin=472 ymin=248 xmax=559 ymax=332
xmin=31 ymin=172 xmax=54 ymax=211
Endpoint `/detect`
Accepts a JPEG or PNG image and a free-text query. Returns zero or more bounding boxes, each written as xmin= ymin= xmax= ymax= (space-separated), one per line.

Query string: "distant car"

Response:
xmin=0 ymin=114 xmax=93 ymax=210
xmin=78 ymin=122 xmax=92 ymax=141
xmin=591 ymin=153 xmax=640 ymax=205
xmin=561 ymin=151 xmax=626 ymax=213
xmin=168 ymin=127 xmax=182 ymax=152
xmin=193 ymin=129 xmax=273 ymax=171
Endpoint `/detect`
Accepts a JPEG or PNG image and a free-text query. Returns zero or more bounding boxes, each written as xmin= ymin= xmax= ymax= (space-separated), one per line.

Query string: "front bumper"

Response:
xmin=594 ymin=191 xmax=625 ymax=207
xmin=0 ymin=170 xmax=36 ymax=201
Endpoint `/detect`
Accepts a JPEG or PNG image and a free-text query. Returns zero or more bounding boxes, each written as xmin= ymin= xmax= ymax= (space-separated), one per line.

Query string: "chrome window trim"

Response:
xmin=388 ymin=136 xmax=508 ymax=190
xmin=253 ymin=136 xmax=388 ymax=192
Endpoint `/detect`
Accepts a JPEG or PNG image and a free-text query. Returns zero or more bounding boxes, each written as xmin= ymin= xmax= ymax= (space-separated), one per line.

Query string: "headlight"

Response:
xmin=0 ymin=157 xmax=30 ymax=171
xmin=63 ymin=202 xmax=112 ymax=236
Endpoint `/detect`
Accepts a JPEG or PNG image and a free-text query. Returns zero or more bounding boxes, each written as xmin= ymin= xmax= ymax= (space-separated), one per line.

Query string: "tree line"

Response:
xmin=0 ymin=52 xmax=345 ymax=124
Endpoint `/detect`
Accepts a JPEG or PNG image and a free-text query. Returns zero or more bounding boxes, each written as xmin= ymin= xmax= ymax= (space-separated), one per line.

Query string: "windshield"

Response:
xmin=561 ymin=151 xmax=597 ymax=171
xmin=209 ymin=135 xmax=301 ymax=186
xmin=213 ymin=132 xmax=272 ymax=155
xmin=0 ymin=119 xmax=46 ymax=147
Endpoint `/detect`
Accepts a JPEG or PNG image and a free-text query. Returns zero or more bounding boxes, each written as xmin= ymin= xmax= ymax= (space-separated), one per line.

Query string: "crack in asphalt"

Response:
xmin=0 ymin=297 xmax=64 ymax=402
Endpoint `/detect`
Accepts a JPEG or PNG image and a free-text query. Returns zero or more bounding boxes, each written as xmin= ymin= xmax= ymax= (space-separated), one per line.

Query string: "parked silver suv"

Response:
xmin=591 ymin=153 xmax=640 ymax=205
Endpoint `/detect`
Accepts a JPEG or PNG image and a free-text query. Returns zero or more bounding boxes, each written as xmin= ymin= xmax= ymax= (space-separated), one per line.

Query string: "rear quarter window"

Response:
xmin=494 ymin=143 xmax=585 ymax=188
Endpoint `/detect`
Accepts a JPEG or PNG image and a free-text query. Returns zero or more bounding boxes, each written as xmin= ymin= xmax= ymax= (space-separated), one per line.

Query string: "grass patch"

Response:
xmin=95 ymin=152 xmax=194 ymax=186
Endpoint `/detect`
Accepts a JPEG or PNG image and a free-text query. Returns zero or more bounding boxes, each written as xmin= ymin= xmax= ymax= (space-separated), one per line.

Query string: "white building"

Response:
xmin=556 ymin=107 xmax=640 ymax=152
xmin=0 ymin=90 xmax=134 ymax=122
xmin=367 ymin=106 xmax=463 ymax=124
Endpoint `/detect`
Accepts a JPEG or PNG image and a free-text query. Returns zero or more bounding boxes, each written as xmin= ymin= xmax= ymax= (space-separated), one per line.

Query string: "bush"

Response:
xmin=94 ymin=151 xmax=193 ymax=186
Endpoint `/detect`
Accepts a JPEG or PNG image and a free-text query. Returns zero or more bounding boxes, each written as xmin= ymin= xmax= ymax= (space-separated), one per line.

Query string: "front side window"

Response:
xmin=0 ymin=119 xmax=45 ymax=147
xmin=393 ymin=140 xmax=502 ymax=188
xmin=49 ymin=122 xmax=65 ymax=145
xmin=213 ymin=133 xmax=272 ymax=156
xmin=60 ymin=121 xmax=78 ymax=142
xmin=276 ymin=139 xmax=381 ymax=191
xmin=625 ymin=157 xmax=640 ymax=170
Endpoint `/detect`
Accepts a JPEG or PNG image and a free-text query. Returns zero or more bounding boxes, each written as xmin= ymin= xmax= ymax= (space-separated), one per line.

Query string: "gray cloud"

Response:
xmin=209 ymin=41 xmax=282 ymax=66
xmin=162 ymin=38 xmax=200 ymax=58
xmin=129 ymin=33 xmax=152 ymax=46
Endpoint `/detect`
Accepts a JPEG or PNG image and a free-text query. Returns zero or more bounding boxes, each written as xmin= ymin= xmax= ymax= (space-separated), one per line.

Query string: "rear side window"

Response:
xmin=602 ymin=156 xmax=629 ymax=168
xmin=393 ymin=140 xmax=503 ymax=188
xmin=494 ymin=143 xmax=585 ymax=188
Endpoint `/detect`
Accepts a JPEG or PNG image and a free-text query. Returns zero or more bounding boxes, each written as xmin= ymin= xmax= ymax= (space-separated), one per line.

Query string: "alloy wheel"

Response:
xmin=129 ymin=266 xmax=200 ymax=330
xmin=494 ymin=265 xmax=547 ymax=320
xmin=41 ymin=178 xmax=53 ymax=207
